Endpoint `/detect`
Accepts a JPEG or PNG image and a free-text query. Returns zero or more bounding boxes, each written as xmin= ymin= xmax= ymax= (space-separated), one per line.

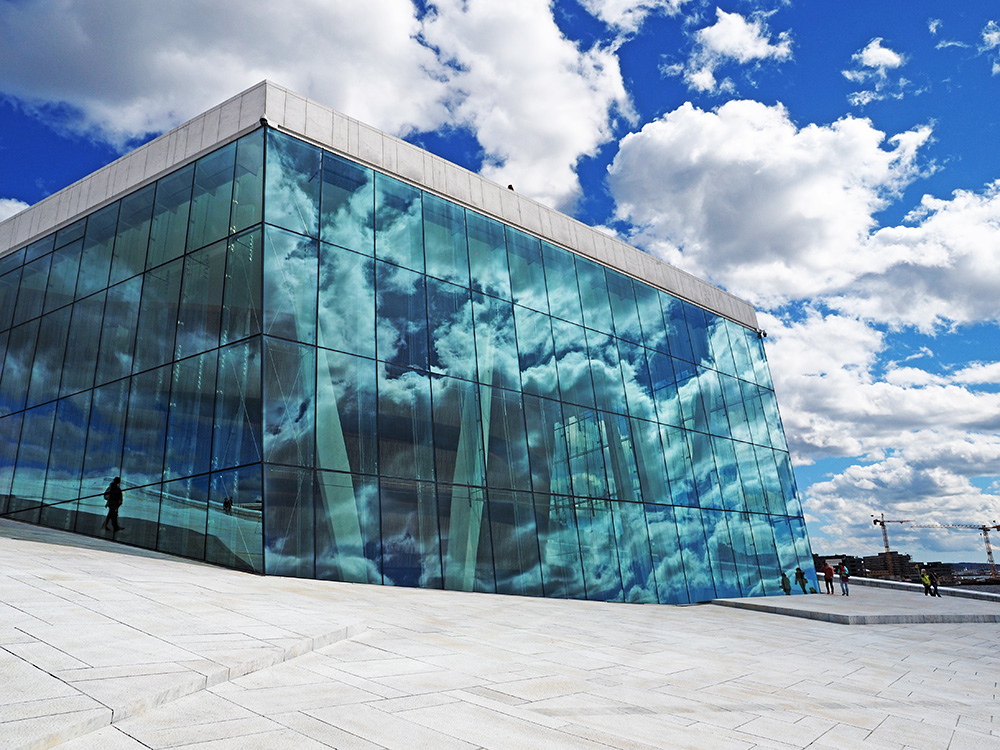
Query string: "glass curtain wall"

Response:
xmin=0 ymin=125 xmax=815 ymax=603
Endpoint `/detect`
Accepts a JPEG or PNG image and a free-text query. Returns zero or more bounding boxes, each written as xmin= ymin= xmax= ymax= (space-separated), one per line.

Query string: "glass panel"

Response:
xmin=263 ymin=225 xmax=317 ymax=344
xmin=0 ymin=413 xmax=23 ymax=516
xmin=602 ymin=411 xmax=641 ymax=503
xmin=675 ymin=505 xmax=716 ymax=602
xmin=523 ymin=394 xmax=572 ymax=496
xmin=537 ymin=494 xmax=585 ymax=599
xmin=760 ymin=388 xmax=788 ymax=451
xmin=164 ymin=350 xmax=218 ymax=480
xmin=618 ymin=340 xmax=656 ymax=423
xmin=374 ymin=173 xmax=423 ymax=272
xmin=775 ymin=451 xmax=803 ymax=517
xmin=60 ymin=292 xmax=104 ymax=397
xmin=44 ymin=239 xmax=83 ymax=313
xmin=587 ymin=329 xmax=627 ymax=415
xmin=54 ymin=220 xmax=84 ymax=250
xmin=263 ymin=338 xmax=315 ymax=467
xmin=727 ymin=319 xmax=754 ymax=380
xmin=748 ymin=330 xmax=774 ymax=389
xmin=95 ymin=276 xmax=142 ymax=385
xmin=0 ymin=246 xmax=24 ymax=275
xmin=742 ymin=380 xmax=770 ymax=447
xmin=704 ymin=509 xmax=741 ymax=598
xmin=157 ymin=474 xmax=209 ymax=560
xmin=728 ymin=511 xmax=764 ymax=596
xmin=439 ymin=485 xmax=495 ymax=593
xmin=378 ymin=364 xmax=433 ymax=481
xmin=647 ymin=349 xmax=681 ymax=427
xmin=25 ymin=235 xmax=54 ymax=261
xmin=505 ymin=228 xmax=547 ymax=314
xmin=473 ymin=293 xmax=519 ymax=391
xmin=660 ymin=424 xmax=697 ymax=506
xmin=265 ymin=130 xmax=321 ymax=238
xmin=232 ymin=129 xmax=265 ymax=233
xmin=706 ymin=313 xmax=737 ymax=377
xmin=771 ymin=515 xmax=799 ymax=592
xmin=467 ymin=212 xmax=510 ymax=301
xmin=315 ymin=470 xmax=380 ymax=583
xmin=734 ymin=440 xmax=768 ymax=514
xmin=432 ymin=376 xmax=485 ymax=487
xmin=551 ymin=318 xmax=595 ymax=408
xmin=661 ymin=293 xmax=693 ymax=363
xmin=607 ymin=271 xmax=642 ymax=344
xmin=685 ymin=304 xmax=712 ymax=368
xmin=187 ymin=142 xmax=236 ymax=251
xmin=644 ymin=504 xmax=689 ymax=604
xmin=380 ymin=476 xmax=442 ymax=588
xmin=613 ymin=500 xmax=657 ymax=603
xmin=264 ymin=464 xmax=315 ymax=577
xmin=423 ymin=194 xmax=469 ymax=286
xmin=133 ymin=258 xmax=183 ymax=373
xmin=208 ymin=467 xmax=263 ymax=573
xmin=214 ymin=340 xmax=263 ymax=472
xmin=749 ymin=513 xmax=781 ymax=595
xmin=13 ymin=253 xmax=50 ymax=325
xmin=575 ymin=257 xmax=613 ymax=334
xmin=687 ymin=430 xmax=722 ymax=509
xmin=488 ymin=488 xmax=543 ymax=596
xmin=700 ymin=368 xmax=729 ymax=437
xmin=76 ymin=201 xmax=121 ymax=298
xmin=27 ymin=308 xmax=70 ymax=407
xmin=712 ymin=436 xmax=745 ymax=513
xmin=541 ymin=242 xmax=582 ymax=325
xmin=480 ymin=384 xmax=531 ymax=491
xmin=110 ymin=184 xmax=155 ymax=284
xmin=0 ymin=267 xmax=22 ymax=330
xmin=427 ymin=277 xmax=475 ymax=381
xmin=788 ymin=516 xmax=817 ymax=591
xmin=316 ymin=348 xmax=377 ymax=476
xmin=175 ymin=240 xmax=226 ymax=358
xmin=320 ymin=152 xmax=374 ymax=254
xmin=562 ymin=404 xmax=608 ymax=499
xmin=756 ymin=446 xmax=785 ymax=515
xmin=674 ymin=359 xmax=707 ymax=433
xmin=79 ymin=378 xmax=129 ymax=524
xmin=633 ymin=282 xmax=667 ymax=354
xmin=148 ymin=165 xmax=195 ymax=269
xmin=0 ymin=320 xmax=38 ymax=416
xmin=720 ymin=373 xmax=751 ymax=443
xmin=9 ymin=403 xmax=56 ymax=522
xmin=318 ymin=244 xmax=375 ymax=357
xmin=376 ymin=261 xmax=428 ymax=371
xmin=41 ymin=391 xmax=91 ymax=530
xmin=122 ymin=364 xmax=171 ymax=489
xmin=512 ymin=305 xmax=557 ymax=400
xmin=631 ymin=417 xmax=671 ymax=505
xmin=576 ymin=498 xmax=623 ymax=601
xmin=221 ymin=228 xmax=262 ymax=345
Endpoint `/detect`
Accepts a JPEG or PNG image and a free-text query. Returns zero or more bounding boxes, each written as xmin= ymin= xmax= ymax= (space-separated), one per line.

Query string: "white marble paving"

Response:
xmin=2 ymin=517 xmax=1000 ymax=750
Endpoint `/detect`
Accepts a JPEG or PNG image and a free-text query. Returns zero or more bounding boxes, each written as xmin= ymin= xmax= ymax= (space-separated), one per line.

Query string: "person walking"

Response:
xmin=102 ymin=476 xmax=124 ymax=533
xmin=837 ymin=562 xmax=850 ymax=596
xmin=928 ymin=570 xmax=941 ymax=597
xmin=780 ymin=571 xmax=792 ymax=595
xmin=794 ymin=566 xmax=809 ymax=594
xmin=821 ymin=562 xmax=835 ymax=594
xmin=920 ymin=569 xmax=933 ymax=596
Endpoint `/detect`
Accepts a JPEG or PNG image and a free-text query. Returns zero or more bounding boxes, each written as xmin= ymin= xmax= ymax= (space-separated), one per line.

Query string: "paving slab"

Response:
xmin=2 ymin=518 xmax=1000 ymax=750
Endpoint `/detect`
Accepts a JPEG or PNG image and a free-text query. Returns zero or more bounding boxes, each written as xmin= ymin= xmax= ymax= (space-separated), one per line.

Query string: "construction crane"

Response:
xmin=907 ymin=522 xmax=1000 ymax=579
xmin=872 ymin=513 xmax=912 ymax=579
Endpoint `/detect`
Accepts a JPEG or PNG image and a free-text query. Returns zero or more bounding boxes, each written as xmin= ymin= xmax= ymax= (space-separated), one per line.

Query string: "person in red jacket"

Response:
xmin=820 ymin=562 xmax=835 ymax=594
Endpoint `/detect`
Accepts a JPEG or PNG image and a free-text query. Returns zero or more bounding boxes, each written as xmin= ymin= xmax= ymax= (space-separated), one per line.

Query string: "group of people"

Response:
xmin=919 ymin=568 xmax=942 ymax=597
xmin=818 ymin=561 xmax=851 ymax=595
xmin=779 ymin=566 xmax=813 ymax=595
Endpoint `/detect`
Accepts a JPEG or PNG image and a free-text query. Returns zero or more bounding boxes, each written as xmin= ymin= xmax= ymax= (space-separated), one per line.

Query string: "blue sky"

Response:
xmin=1 ymin=0 xmax=999 ymax=563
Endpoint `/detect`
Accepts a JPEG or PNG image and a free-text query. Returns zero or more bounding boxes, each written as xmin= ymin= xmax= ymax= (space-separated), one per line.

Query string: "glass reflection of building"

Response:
xmin=0 ymin=82 xmax=815 ymax=603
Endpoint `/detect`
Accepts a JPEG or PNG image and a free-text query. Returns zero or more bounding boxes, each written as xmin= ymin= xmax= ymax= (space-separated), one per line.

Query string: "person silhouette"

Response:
xmin=102 ymin=477 xmax=124 ymax=533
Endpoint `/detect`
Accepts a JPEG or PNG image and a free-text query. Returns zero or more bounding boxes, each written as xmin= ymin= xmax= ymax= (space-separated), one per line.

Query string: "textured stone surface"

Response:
xmin=2 ymin=517 xmax=999 ymax=750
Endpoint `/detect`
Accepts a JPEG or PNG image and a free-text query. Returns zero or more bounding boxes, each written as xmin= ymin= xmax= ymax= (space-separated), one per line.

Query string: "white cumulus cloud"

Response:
xmin=664 ymin=8 xmax=792 ymax=93
xmin=608 ymin=100 xmax=930 ymax=306
xmin=0 ymin=198 xmax=29 ymax=222
xmin=0 ymin=0 xmax=630 ymax=211
xmin=577 ymin=0 xmax=689 ymax=33
xmin=983 ymin=20 xmax=1000 ymax=74
xmin=843 ymin=38 xmax=908 ymax=106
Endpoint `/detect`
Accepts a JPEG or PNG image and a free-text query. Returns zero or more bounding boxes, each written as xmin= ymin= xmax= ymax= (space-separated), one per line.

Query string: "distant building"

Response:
xmin=0 ymin=82 xmax=815 ymax=604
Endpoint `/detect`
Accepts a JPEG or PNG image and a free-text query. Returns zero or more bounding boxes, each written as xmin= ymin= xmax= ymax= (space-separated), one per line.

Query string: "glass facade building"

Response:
xmin=0 ymin=86 xmax=815 ymax=603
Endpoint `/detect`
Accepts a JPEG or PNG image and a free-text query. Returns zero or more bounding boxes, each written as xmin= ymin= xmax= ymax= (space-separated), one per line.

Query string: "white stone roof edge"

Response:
xmin=0 ymin=80 xmax=759 ymax=329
